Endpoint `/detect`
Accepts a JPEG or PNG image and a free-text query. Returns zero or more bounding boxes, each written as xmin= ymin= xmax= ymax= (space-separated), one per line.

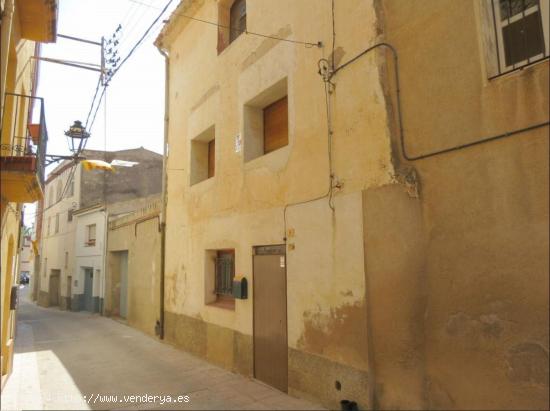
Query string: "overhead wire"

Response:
xmin=119 ymin=0 xmax=157 ymax=48
xmin=43 ymin=1 xmax=173 ymax=215
xmin=128 ymin=0 xmax=322 ymax=48
xmin=282 ymin=0 xmax=336 ymax=241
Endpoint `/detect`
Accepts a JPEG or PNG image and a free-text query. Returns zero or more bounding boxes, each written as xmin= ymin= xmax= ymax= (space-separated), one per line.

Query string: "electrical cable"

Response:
xmin=84 ymin=76 xmax=102 ymax=129
xmin=128 ymin=0 xmax=322 ymax=48
xmin=282 ymin=71 xmax=336 ymax=241
xmin=328 ymin=42 xmax=550 ymax=162
xmin=331 ymin=0 xmax=336 ymax=69
xmin=111 ymin=0 xmax=175 ymax=79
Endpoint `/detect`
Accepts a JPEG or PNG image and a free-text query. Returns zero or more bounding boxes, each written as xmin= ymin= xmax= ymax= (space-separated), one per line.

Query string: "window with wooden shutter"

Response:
xmin=86 ymin=224 xmax=96 ymax=246
xmin=208 ymin=139 xmax=215 ymax=178
xmin=190 ymin=126 xmax=215 ymax=185
xmin=229 ymin=0 xmax=246 ymax=43
xmin=263 ymin=96 xmax=288 ymax=154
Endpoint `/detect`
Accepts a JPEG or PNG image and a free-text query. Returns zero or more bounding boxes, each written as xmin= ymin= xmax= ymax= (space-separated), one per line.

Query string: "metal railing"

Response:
xmin=0 ymin=92 xmax=48 ymax=187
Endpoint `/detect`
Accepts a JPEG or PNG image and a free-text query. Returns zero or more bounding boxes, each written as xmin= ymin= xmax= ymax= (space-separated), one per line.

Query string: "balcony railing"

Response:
xmin=1 ymin=93 xmax=48 ymax=202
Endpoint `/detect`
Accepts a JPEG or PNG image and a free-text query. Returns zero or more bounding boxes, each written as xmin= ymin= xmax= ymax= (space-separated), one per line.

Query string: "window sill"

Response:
xmin=217 ymin=34 xmax=244 ymax=57
xmin=488 ymin=56 xmax=549 ymax=81
xmin=207 ymin=296 xmax=235 ymax=311
xmin=244 ymin=144 xmax=290 ymax=172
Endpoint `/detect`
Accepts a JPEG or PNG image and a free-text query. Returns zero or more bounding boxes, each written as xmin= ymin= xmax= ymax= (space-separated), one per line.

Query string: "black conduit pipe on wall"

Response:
xmin=328 ymin=42 xmax=550 ymax=162
xmin=156 ymin=46 xmax=170 ymax=340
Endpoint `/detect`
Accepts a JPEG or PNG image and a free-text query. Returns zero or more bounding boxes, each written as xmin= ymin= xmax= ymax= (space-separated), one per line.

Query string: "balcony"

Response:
xmin=1 ymin=93 xmax=48 ymax=203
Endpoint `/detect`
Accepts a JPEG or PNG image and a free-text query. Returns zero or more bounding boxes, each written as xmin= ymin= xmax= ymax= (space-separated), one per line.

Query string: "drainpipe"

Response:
xmin=156 ymin=45 xmax=169 ymax=340
xmin=101 ymin=207 xmax=108 ymax=315
xmin=0 ymin=0 xmax=15 ymax=120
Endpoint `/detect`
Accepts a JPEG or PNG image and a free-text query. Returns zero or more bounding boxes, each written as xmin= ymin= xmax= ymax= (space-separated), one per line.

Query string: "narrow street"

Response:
xmin=1 ymin=288 xmax=323 ymax=410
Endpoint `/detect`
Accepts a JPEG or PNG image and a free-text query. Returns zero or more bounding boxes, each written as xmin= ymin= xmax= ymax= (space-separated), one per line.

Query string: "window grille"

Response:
xmin=215 ymin=251 xmax=234 ymax=296
xmin=490 ymin=0 xmax=549 ymax=77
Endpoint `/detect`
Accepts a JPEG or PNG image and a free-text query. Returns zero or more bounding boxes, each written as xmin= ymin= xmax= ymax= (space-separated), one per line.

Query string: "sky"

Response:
xmin=24 ymin=0 xmax=177 ymax=228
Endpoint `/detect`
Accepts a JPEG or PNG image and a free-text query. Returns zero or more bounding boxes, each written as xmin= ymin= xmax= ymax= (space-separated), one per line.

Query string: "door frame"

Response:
xmin=252 ymin=244 xmax=288 ymax=392
xmin=49 ymin=269 xmax=61 ymax=307
xmin=83 ymin=267 xmax=94 ymax=312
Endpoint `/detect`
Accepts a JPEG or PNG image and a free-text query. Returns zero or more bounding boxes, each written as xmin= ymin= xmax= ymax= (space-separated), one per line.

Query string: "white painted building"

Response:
xmin=37 ymin=162 xmax=80 ymax=309
xmin=18 ymin=235 xmax=34 ymax=281
xmin=73 ymin=205 xmax=106 ymax=313
xmin=37 ymin=148 xmax=162 ymax=312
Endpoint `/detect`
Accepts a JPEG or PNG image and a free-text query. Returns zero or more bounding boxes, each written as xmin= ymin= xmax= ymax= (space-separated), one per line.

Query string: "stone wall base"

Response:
xmin=164 ymin=311 xmax=369 ymax=409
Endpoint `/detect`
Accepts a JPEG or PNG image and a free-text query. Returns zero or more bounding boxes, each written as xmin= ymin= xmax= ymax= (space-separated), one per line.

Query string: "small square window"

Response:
xmin=205 ymin=249 xmax=235 ymax=309
xmin=263 ymin=96 xmax=289 ymax=154
xmin=86 ymin=224 xmax=96 ymax=246
xmin=190 ymin=125 xmax=215 ymax=185
xmin=243 ymin=77 xmax=289 ymax=162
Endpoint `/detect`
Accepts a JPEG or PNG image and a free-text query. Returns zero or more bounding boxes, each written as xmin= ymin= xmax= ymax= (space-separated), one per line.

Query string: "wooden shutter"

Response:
xmin=263 ymin=96 xmax=288 ymax=154
xmin=208 ymin=139 xmax=215 ymax=178
xmin=230 ymin=0 xmax=246 ymax=43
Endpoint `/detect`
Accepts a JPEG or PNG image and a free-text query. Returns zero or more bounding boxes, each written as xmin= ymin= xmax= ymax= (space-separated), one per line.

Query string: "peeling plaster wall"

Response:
xmin=374 ymin=0 xmax=550 ymax=409
xmin=162 ymin=0 xmax=393 ymax=408
xmin=106 ymin=200 xmax=161 ymax=337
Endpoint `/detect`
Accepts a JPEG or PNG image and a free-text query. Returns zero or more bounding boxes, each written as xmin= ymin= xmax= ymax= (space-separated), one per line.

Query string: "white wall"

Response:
xmin=40 ymin=164 xmax=81 ymax=296
xmin=74 ymin=209 xmax=106 ymax=298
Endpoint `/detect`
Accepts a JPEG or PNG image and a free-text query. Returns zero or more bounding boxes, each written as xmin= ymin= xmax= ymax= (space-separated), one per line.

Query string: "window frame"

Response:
xmin=190 ymin=125 xmax=216 ymax=186
xmin=229 ymin=0 xmax=247 ymax=44
xmin=85 ymin=223 xmax=96 ymax=246
xmin=214 ymin=249 xmax=235 ymax=297
xmin=486 ymin=0 xmax=549 ymax=78
xmin=263 ymin=96 xmax=289 ymax=155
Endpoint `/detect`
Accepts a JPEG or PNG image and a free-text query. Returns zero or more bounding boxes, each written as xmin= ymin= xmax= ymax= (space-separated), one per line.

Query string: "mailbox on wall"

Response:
xmin=232 ymin=276 xmax=248 ymax=299
xmin=10 ymin=285 xmax=18 ymax=310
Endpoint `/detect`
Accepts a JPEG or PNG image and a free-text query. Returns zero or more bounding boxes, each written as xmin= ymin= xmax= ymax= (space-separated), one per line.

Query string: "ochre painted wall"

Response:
xmin=157 ymin=0 xmax=548 ymax=409
xmin=367 ymin=0 xmax=549 ymax=409
xmin=1 ymin=4 xmax=38 ymax=386
xmin=106 ymin=201 xmax=161 ymax=337
xmin=159 ymin=0 xmax=393 ymax=408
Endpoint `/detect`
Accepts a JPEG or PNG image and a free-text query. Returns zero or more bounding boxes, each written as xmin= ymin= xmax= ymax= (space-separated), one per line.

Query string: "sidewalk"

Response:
xmin=1 ymin=287 xmax=325 ymax=410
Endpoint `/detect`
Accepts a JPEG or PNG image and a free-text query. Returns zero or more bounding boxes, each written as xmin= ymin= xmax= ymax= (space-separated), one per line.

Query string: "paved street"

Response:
xmin=1 ymin=287 xmax=323 ymax=410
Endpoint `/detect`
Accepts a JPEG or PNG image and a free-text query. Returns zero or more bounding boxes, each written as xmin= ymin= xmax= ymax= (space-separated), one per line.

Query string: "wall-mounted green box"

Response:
xmin=232 ymin=276 xmax=248 ymax=299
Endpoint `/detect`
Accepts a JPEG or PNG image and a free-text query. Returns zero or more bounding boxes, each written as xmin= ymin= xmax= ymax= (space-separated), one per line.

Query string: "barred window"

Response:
xmin=488 ymin=0 xmax=549 ymax=76
xmin=215 ymin=250 xmax=234 ymax=296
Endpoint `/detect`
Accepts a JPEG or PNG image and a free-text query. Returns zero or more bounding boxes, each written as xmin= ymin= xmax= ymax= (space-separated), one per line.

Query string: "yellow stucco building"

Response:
xmin=155 ymin=0 xmax=548 ymax=409
xmin=0 ymin=0 xmax=57 ymax=389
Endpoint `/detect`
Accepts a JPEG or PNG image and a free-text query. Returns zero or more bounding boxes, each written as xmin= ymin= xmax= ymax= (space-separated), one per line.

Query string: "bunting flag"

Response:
xmin=81 ymin=159 xmax=116 ymax=172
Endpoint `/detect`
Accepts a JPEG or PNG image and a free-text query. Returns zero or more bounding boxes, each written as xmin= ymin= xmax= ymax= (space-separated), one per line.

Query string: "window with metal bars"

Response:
xmin=214 ymin=250 xmax=235 ymax=296
xmin=490 ymin=0 xmax=549 ymax=76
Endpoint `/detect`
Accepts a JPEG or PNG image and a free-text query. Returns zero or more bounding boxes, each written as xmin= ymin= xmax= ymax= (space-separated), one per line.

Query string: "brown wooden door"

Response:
xmin=49 ymin=270 xmax=60 ymax=306
xmin=253 ymin=245 xmax=288 ymax=392
xmin=67 ymin=276 xmax=72 ymax=302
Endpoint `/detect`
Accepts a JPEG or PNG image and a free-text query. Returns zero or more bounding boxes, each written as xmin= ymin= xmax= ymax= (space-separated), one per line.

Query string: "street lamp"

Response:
xmin=64 ymin=120 xmax=90 ymax=153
